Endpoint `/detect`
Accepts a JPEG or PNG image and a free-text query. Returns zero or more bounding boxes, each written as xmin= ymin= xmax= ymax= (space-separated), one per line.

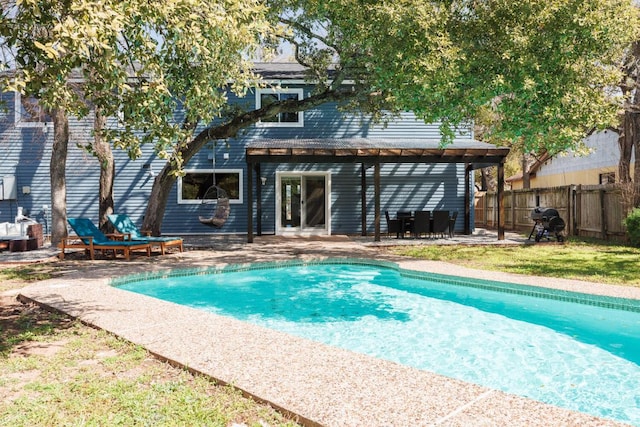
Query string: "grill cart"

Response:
xmin=528 ymin=207 xmax=565 ymax=242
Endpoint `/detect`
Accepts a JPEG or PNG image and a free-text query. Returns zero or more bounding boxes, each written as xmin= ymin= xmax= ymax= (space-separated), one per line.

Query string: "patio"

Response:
xmin=6 ymin=232 xmax=639 ymax=426
xmin=0 ymin=228 xmax=528 ymax=264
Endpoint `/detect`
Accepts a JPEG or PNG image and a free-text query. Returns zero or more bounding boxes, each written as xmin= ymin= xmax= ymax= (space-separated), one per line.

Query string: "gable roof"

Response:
xmin=505 ymin=151 xmax=550 ymax=182
xmin=253 ymin=62 xmax=338 ymax=81
xmin=253 ymin=62 xmax=309 ymax=80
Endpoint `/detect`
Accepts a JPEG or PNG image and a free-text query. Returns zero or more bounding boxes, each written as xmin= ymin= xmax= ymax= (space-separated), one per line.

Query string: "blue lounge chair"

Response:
xmin=60 ymin=218 xmax=151 ymax=260
xmin=107 ymin=214 xmax=183 ymax=255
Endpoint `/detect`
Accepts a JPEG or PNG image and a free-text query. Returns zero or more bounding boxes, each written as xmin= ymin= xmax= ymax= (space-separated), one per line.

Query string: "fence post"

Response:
xmin=600 ymin=188 xmax=607 ymax=240
xmin=510 ymin=190 xmax=515 ymax=230
xmin=575 ymin=185 xmax=581 ymax=237
xmin=568 ymin=185 xmax=574 ymax=236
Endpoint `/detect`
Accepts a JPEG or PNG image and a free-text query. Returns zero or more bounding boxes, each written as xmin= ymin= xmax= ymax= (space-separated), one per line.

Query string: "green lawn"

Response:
xmin=390 ymin=239 xmax=640 ymax=287
xmin=0 ymin=265 xmax=300 ymax=427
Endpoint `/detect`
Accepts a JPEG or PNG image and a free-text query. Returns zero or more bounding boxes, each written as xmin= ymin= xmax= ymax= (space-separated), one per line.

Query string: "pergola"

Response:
xmin=245 ymin=138 xmax=509 ymax=243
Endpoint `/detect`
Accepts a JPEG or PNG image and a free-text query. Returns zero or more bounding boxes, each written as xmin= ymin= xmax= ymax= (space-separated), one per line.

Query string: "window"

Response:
xmin=178 ymin=169 xmax=243 ymax=204
xmin=256 ymin=88 xmax=304 ymax=127
xmin=599 ymin=172 xmax=615 ymax=185
xmin=14 ymin=93 xmax=52 ymax=127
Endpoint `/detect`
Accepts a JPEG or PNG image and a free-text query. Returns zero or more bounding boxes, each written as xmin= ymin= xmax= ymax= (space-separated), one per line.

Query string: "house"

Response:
xmin=506 ymin=130 xmax=623 ymax=189
xmin=0 ymin=63 xmax=509 ymax=242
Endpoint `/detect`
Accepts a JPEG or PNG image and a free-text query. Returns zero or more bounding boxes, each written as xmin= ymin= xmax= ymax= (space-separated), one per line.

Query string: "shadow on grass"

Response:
xmin=0 ymin=297 xmax=75 ymax=357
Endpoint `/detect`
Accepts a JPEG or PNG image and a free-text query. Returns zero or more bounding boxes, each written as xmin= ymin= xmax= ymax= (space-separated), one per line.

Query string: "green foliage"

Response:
xmin=2 ymin=0 xmax=639 ymax=230
xmin=449 ymin=0 xmax=639 ymax=154
xmin=624 ymin=207 xmax=640 ymax=247
xmin=3 ymin=0 xmax=635 ymax=159
xmin=0 ymin=0 xmax=280 ymax=166
xmin=274 ymin=0 xmax=638 ymax=151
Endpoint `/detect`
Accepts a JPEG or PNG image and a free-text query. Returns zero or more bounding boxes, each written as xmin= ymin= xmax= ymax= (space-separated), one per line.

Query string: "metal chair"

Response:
xmin=385 ymin=211 xmax=402 ymax=238
xmin=413 ymin=210 xmax=431 ymax=238
xmin=396 ymin=211 xmax=413 ymax=236
xmin=448 ymin=211 xmax=458 ymax=238
xmin=432 ymin=210 xmax=450 ymax=238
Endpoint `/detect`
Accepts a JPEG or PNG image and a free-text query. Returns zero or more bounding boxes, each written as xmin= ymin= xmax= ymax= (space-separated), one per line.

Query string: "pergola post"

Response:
xmin=464 ymin=163 xmax=472 ymax=235
xmin=255 ymin=163 xmax=262 ymax=236
xmin=497 ymin=162 xmax=505 ymax=240
xmin=247 ymin=162 xmax=254 ymax=243
xmin=361 ymin=163 xmax=367 ymax=236
xmin=374 ymin=162 xmax=380 ymax=242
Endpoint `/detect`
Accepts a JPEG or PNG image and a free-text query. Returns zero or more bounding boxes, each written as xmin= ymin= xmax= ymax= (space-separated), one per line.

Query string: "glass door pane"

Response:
xmin=280 ymin=176 xmax=301 ymax=228
xmin=304 ymin=176 xmax=325 ymax=228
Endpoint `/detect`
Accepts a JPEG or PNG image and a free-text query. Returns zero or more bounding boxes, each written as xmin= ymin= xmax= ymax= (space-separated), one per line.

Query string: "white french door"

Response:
xmin=276 ymin=172 xmax=331 ymax=235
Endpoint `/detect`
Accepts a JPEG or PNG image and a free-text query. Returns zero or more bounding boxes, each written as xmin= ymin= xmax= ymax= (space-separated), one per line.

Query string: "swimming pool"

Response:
xmin=114 ymin=259 xmax=640 ymax=426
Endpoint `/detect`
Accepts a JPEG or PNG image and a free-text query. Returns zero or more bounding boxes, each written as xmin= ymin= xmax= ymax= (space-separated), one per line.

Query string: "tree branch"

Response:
xmin=181 ymin=87 xmax=357 ymax=162
xmin=279 ymin=17 xmax=340 ymax=54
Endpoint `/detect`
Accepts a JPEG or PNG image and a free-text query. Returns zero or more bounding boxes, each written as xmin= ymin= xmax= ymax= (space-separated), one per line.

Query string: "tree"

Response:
xmin=137 ymin=0 xmax=637 ymax=233
xmin=464 ymin=1 xmax=639 ymax=191
xmin=617 ymin=37 xmax=640 ymax=206
xmin=1 ymin=0 xmax=278 ymax=241
xmin=93 ymin=108 xmax=115 ymax=231
xmin=3 ymin=1 xmax=637 ymax=236
xmin=0 ymin=0 xmax=133 ymax=243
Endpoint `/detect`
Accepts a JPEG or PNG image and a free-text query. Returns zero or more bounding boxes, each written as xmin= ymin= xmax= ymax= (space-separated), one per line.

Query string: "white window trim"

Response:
xmin=14 ymin=93 xmax=52 ymax=128
xmin=255 ymin=87 xmax=304 ymax=128
xmin=177 ymin=168 xmax=243 ymax=205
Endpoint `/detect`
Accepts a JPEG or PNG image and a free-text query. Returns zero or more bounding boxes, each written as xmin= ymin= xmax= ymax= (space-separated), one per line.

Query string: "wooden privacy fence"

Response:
xmin=475 ymin=184 xmax=632 ymax=242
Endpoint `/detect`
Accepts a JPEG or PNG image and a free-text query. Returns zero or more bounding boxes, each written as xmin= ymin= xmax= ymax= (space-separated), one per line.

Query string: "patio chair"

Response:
xmin=385 ymin=211 xmax=402 ymax=238
xmin=60 ymin=218 xmax=152 ymax=260
xmin=448 ymin=211 xmax=458 ymax=238
xmin=413 ymin=210 xmax=431 ymax=238
xmin=108 ymin=214 xmax=183 ymax=255
xmin=432 ymin=210 xmax=450 ymax=238
xmin=396 ymin=211 xmax=413 ymax=237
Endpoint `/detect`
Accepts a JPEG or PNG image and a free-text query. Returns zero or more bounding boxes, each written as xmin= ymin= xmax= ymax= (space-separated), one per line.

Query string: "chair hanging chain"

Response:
xmin=211 ymin=146 xmax=216 ymax=186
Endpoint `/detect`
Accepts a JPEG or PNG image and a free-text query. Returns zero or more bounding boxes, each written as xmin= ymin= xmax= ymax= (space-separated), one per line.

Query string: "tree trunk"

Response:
xmin=50 ymin=108 xmax=69 ymax=246
xmin=93 ymin=108 xmax=115 ymax=232
xmin=141 ymin=165 xmax=177 ymax=236
xmin=635 ymin=136 xmax=640 ymax=207
xmin=618 ymin=112 xmax=635 ymax=183
xmin=480 ymin=166 xmax=496 ymax=192
xmin=521 ymin=153 xmax=531 ymax=189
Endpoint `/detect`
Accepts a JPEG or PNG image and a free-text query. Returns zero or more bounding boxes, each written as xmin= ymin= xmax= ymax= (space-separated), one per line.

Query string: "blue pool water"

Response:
xmin=116 ymin=261 xmax=640 ymax=425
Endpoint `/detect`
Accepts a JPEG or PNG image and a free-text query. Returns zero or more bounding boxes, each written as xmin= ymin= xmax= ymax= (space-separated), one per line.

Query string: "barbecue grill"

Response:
xmin=528 ymin=207 xmax=565 ymax=242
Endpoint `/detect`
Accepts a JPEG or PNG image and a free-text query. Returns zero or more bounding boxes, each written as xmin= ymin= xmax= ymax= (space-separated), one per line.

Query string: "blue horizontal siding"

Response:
xmin=1 ymin=85 xmax=475 ymax=236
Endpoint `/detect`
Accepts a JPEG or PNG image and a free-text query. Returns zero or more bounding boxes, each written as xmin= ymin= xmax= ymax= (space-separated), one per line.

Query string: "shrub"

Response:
xmin=624 ymin=208 xmax=640 ymax=246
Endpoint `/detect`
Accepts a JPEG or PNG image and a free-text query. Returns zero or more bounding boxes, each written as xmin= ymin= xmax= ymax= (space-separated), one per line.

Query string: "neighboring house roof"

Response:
xmin=505 ymin=130 xmax=622 ymax=185
xmin=505 ymin=152 xmax=551 ymax=183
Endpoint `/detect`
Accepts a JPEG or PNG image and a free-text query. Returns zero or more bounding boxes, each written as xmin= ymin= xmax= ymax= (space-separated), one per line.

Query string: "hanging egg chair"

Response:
xmin=198 ymin=185 xmax=230 ymax=228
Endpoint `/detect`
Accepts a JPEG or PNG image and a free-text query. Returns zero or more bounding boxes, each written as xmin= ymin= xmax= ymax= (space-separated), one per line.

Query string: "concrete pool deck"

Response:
xmin=11 ymin=233 xmax=640 ymax=426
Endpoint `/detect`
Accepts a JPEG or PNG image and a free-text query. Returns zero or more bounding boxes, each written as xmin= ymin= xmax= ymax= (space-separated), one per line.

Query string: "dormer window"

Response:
xmin=14 ymin=93 xmax=52 ymax=127
xmin=256 ymin=88 xmax=304 ymax=127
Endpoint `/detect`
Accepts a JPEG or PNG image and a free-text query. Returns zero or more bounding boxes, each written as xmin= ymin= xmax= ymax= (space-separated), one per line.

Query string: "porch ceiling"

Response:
xmin=246 ymin=138 xmax=509 ymax=168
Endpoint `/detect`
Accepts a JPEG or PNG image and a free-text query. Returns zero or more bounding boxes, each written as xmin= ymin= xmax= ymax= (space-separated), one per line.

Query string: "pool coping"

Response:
xmin=17 ymin=241 xmax=639 ymax=427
